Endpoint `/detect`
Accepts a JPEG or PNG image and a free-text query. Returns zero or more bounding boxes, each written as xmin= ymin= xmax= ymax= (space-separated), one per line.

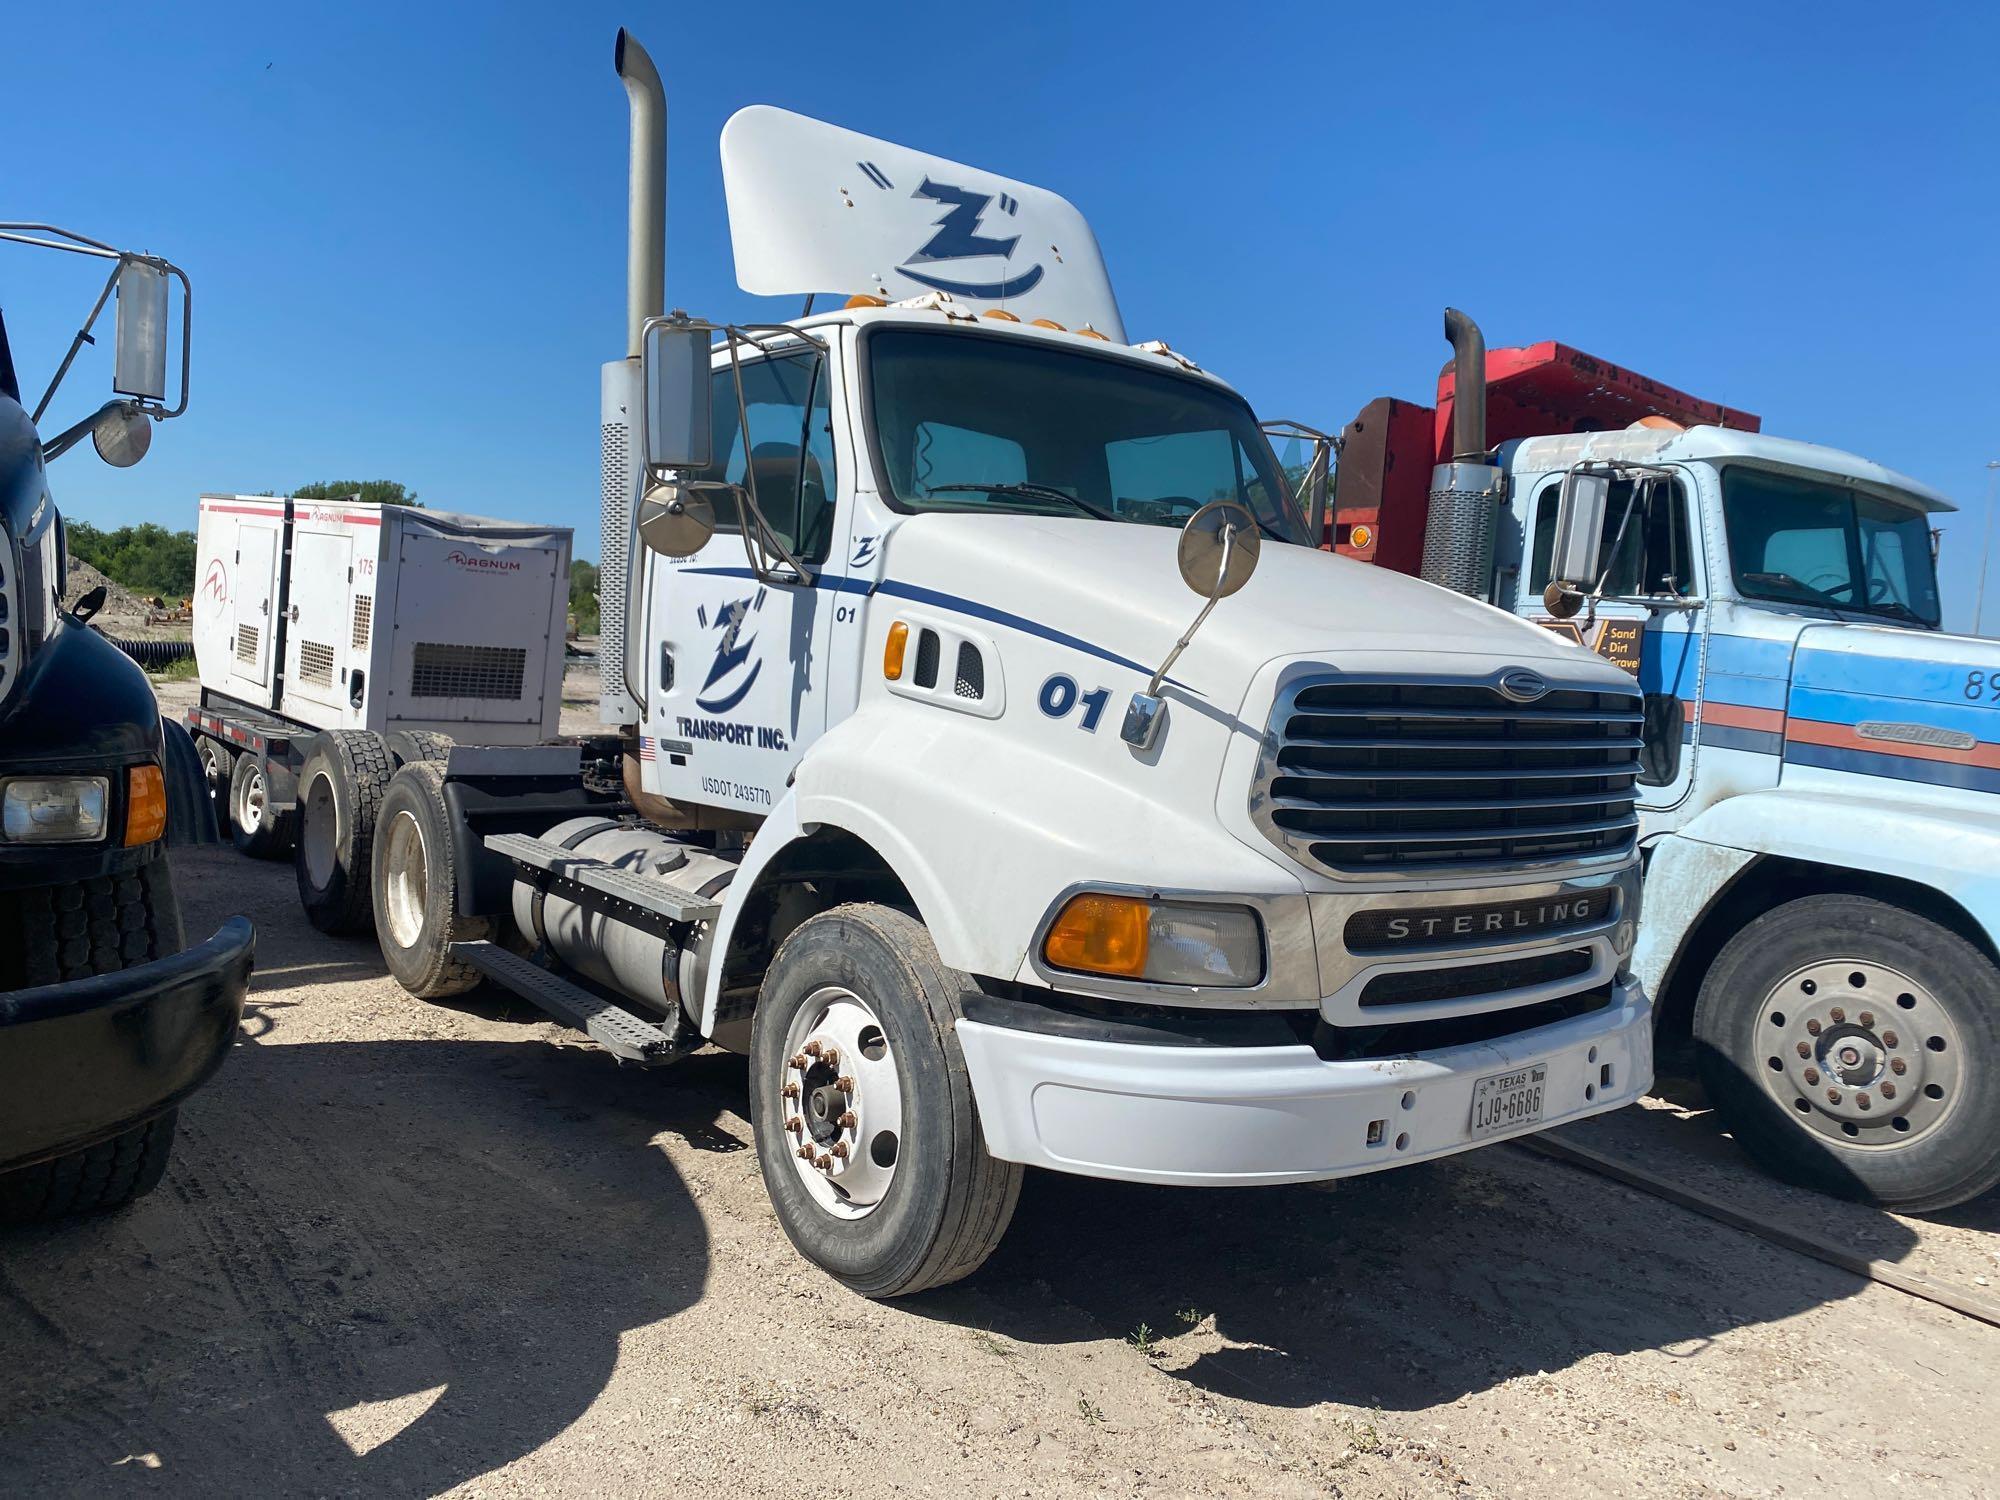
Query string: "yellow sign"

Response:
xmin=1592 ymin=618 xmax=1644 ymax=675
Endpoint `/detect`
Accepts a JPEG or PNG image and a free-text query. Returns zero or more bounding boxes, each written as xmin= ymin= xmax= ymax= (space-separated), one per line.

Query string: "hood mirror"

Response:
xmin=637 ymin=480 xmax=718 ymax=558
xmin=1123 ymin=501 xmax=1262 ymax=752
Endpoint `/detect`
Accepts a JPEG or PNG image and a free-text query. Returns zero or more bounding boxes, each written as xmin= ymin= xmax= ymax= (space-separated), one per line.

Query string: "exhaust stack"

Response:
xmin=600 ymin=28 xmax=667 ymax=727
xmin=1419 ymin=307 xmax=1504 ymax=598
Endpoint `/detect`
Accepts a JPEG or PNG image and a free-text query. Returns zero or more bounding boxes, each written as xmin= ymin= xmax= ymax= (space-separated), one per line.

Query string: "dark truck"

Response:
xmin=0 ymin=224 xmax=252 ymax=1223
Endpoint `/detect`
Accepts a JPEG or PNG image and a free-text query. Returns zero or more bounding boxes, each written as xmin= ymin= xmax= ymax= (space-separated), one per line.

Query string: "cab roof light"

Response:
xmin=980 ymin=309 xmax=1020 ymax=322
xmin=845 ymin=293 xmax=888 ymax=308
xmin=1030 ymin=318 xmax=1067 ymax=331
xmin=1075 ymin=325 xmax=1109 ymax=341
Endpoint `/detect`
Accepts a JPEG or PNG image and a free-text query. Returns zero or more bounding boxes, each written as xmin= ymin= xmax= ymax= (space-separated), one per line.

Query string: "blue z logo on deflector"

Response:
xmin=897 ymin=179 xmax=1046 ymax=301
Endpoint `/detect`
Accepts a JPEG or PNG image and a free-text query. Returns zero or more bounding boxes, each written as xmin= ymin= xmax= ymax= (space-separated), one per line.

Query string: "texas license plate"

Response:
xmin=1470 ymin=1064 xmax=1547 ymax=1140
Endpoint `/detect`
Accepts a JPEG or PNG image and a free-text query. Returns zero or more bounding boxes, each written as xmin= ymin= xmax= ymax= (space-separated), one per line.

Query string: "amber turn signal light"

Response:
xmin=125 ymin=763 xmax=168 ymax=847
xmin=1043 ymin=893 xmax=1150 ymax=979
xmin=883 ymin=621 xmax=910 ymax=680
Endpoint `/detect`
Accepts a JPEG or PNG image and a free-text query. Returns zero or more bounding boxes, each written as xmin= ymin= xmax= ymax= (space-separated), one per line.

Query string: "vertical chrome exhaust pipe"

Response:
xmin=1420 ymin=307 xmax=1504 ymax=597
xmin=615 ymin=28 xmax=665 ymax=357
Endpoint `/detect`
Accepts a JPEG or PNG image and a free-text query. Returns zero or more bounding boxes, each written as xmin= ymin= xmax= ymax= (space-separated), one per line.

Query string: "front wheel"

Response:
xmin=750 ymin=904 xmax=1021 ymax=1297
xmin=1694 ymin=894 xmax=2000 ymax=1212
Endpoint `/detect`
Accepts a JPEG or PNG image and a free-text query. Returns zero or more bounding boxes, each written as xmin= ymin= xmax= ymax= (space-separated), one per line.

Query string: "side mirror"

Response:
xmin=112 ymin=257 xmax=170 ymax=403
xmin=641 ymin=317 xmax=714 ymax=471
xmin=1177 ymin=500 xmax=1261 ymax=600
xmin=91 ymin=402 xmax=152 ymax=468
xmin=1549 ymin=468 xmax=1611 ymax=589
xmin=636 ymin=480 xmax=717 ymax=558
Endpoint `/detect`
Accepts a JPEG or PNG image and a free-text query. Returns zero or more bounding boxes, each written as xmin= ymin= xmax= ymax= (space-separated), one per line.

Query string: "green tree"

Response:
xmin=292 ymin=480 xmax=420 ymax=507
xmin=569 ymin=559 xmax=600 ymax=636
xmin=64 ymin=520 xmax=197 ymax=598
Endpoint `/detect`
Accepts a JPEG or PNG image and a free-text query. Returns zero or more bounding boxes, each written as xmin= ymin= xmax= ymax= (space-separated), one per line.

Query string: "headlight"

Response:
xmin=1043 ymin=893 xmax=1264 ymax=988
xmin=2 ymin=777 xmax=110 ymax=843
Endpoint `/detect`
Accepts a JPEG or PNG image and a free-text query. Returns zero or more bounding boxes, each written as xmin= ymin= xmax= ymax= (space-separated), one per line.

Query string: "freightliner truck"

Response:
xmin=1328 ymin=311 xmax=2000 ymax=1210
xmin=345 ymin=32 xmax=1656 ymax=1296
xmin=0 ymin=225 xmax=254 ymax=1223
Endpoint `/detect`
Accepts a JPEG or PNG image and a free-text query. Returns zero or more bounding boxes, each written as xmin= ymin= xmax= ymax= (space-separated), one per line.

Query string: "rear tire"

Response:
xmin=1694 ymin=894 xmax=2000 ymax=1212
xmin=228 ymin=754 xmax=292 ymax=859
xmin=0 ymin=1111 xmax=178 ymax=1225
xmin=295 ymin=730 xmax=393 ymax=935
xmin=196 ymin=736 xmax=235 ymax=836
xmin=372 ymin=762 xmax=491 ymax=997
xmin=386 ymin=730 xmax=455 ymax=768
xmin=750 ymin=904 xmax=1021 ymax=1297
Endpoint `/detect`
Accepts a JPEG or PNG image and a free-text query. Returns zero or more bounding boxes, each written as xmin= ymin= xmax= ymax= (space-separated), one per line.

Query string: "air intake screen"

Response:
xmin=913 ymin=629 xmax=940 ymax=689
xmin=954 ymin=642 xmax=984 ymax=700
xmin=410 ymin=642 xmax=527 ymax=700
xmin=235 ymin=623 xmax=259 ymax=665
xmin=298 ymin=639 xmax=335 ymax=688
xmin=351 ymin=595 xmax=373 ymax=651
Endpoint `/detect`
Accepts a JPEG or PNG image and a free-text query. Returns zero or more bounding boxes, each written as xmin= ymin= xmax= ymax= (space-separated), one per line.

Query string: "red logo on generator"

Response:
xmin=199 ymin=558 xmax=229 ymax=612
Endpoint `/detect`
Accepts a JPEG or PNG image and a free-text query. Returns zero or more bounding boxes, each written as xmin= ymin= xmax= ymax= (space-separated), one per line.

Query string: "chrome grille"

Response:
xmin=1253 ymin=675 xmax=1643 ymax=876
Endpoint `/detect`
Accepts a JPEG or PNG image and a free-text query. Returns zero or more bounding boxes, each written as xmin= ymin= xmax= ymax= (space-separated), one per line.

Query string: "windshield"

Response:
xmin=1721 ymin=466 xmax=1940 ymax=627
xmin=865 ymin=327 xmax=1309 ymax=544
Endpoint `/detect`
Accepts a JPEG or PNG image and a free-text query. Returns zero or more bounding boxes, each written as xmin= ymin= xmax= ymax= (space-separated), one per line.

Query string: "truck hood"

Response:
xmin=881 ymin=511 xmax=1624 ymax=702
xmin=1786 ymin=621 xmax=2000 ymax=787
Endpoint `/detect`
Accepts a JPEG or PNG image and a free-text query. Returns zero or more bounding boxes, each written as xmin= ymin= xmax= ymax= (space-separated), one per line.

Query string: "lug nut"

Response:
xmin=1859 ymin=1011 xmax=1875 ymax=1028
xmin=1827 ymin=1088 xmax=1842 ymax=1105
xmin=1830 ymin=1007 xmax=1846 ymax=1024
xmin=830 ymin=1141 xmax=851 ymax=1160
xmin=821 ymin=1046 xmax=840 ymax=1068
xmin=1883 ymin=1031 xmax=1899 ymax=1049
xmin=1880 ymin=1083 xmax=1897 ymax=1100
xmin=797 ymin=1145 xmax=814 ymax=1161
xmin=1858 ymin=1093 xmax=1872 ymax=1111
xmin=836 ymin=1075 xmax=856 ymax=1093
xmin=815 ymin=1153 xmax=833 ymax=1171
xmin=804 ymin=1041 xmax=823 ymax=1059
xmin=1807 ymin=1019 xmax=1823 ymax=1036
xmin=790 ymin=1053 xmax=809 ymax=1070
xmin=1803 ymin=1067 xmax=1821 ymax=1086
xmin=1795 ymin=1042 xmax=1811 ymax=1059
xmin=1891 ymin=1058 xmax=1908 ymax=1076
xmin=787 ymin=1115 xmax=804 ymax=1135
xmin=781 ymin=1081 xmax=800 ymax=1100
xmin=838 ymin=1110 xmax=858 ymax=1130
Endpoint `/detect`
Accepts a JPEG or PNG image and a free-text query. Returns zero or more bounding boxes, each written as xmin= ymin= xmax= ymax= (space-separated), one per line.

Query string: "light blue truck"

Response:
xmin=1330 ymin=311 xmax=1998 ymax=1210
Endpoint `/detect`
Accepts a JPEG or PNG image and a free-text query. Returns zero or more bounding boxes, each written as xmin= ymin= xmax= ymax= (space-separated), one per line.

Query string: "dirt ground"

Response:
xmin=4 ymin=667 xmax=1997 ymax=1497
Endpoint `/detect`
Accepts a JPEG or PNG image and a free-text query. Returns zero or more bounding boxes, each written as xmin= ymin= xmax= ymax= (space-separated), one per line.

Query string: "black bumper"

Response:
xmin=0 ymin=917 xmax=255 ymax=1174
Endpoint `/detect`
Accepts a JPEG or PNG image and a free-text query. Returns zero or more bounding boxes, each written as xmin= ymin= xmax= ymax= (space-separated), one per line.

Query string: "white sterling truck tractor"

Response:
xmin=1330 ymin=312 xmax=2000 ymax=1211
xmin=353 ymin=30 xmax=1655 ymax=1296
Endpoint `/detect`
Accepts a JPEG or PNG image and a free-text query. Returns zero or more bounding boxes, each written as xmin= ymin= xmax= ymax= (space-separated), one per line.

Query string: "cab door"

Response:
xmin=1519 ymin=467 xmax=1706 ymax=818
xmin=641 ymin=339 xmax=843 ymax=818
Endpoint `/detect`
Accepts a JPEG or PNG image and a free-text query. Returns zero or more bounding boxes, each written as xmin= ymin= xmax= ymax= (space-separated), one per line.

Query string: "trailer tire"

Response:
xmin=228 ymin=754 xmax=292 ymax=859
xmin=1695 ymin=894 xmax=2000 ymax=1212
xmin=0 ymin=1111 xmax=178 ymax=1225
xmin=386 ymin=730 xmax=455 ymax=768
xmin=750 ymin=903 xmax=1021 ymax=1298
xmin=196 ymin=735 xmax=235 ymax=834
xmin=295 ymin=730 xmax=394 ymax=935
xmin=372 ymin=762 xmax=491 ymax=997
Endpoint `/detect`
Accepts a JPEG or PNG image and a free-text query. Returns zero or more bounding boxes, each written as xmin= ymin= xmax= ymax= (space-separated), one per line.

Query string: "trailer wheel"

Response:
xmin=750 ymin=904 xmax=1022 ymax=1297
xmin=196 ymin=736 xmax=234 ymax=833
xmin=387 ymin=730 xmax=455 ymax=768
xmin=372 ymin=762 xmax=492 ymax=997
xmin=295 ymin=730 xmax=394 ymax=935
xmin=228 ymin=754 xmax=292 ymax=859
xmin=1695 ymin=893 xmax=2000 ymax=1212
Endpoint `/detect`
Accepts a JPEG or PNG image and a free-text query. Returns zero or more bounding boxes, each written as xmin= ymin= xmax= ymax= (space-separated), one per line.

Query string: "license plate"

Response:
xmin=1470 ymin=1064 xmax=1547 ymax=1139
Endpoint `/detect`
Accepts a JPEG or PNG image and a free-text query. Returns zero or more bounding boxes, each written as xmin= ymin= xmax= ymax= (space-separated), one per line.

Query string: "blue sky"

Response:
xmin=9 ymin=2 xmax=1998 ymax=629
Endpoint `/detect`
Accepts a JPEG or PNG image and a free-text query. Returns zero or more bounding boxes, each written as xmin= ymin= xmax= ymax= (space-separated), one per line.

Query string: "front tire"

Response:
xmin=1694 ymin=894 xmax=2000 ymax=1212
xmin=0 ymin=1111 xmax=178 ymax=1225
xmin=295 ymin=731 xmax=394 ymax=934
xmin=372 ymin=762 xmax=491 ymax=998
xmin=750 ymin=904 xmax=1021 ymax=1297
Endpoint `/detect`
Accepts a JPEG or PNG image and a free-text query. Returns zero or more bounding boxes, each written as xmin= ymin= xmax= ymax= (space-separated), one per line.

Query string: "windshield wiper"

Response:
xmin=922 ymin=482 xmax=1119 ymax=523
xmin=1863 ymin=598 xmax=1931 ymax=626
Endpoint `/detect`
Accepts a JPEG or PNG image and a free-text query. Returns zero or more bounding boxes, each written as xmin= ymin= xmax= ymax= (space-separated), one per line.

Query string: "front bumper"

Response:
xmin=957 ymin=974 xmax=1652 ymax=1186
xmin=0 ymin=918 xmax=255 ymax=1173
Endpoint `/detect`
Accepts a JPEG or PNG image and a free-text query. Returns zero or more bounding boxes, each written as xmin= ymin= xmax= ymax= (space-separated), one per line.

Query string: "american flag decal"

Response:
xmin=640 ymin=736 xmax=657 ymax=762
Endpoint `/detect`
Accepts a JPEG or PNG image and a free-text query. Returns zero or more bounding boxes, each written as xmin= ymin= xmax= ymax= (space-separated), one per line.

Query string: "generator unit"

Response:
xmin=192 ymin=495 xmax=570 ymax=742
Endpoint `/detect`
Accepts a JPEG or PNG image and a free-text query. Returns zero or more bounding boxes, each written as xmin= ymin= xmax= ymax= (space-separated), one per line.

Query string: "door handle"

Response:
xmin=659 ymin=644 xmax=675 ymax=693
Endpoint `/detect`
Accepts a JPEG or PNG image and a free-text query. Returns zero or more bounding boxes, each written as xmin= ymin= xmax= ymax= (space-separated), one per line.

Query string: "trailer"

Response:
xmin=185 ymin=495 xmax=571 ymax=930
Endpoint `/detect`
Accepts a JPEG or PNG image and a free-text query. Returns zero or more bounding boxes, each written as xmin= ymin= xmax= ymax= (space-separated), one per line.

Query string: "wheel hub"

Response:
xmin=779 ymin=986 xmax=902 ymax=1219
xmin=1754 ymin=958 xmax=1961 ymax=1147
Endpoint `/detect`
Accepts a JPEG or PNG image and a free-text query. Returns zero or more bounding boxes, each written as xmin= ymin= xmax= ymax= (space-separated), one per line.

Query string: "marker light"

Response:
xmin=125 ymin=764 xmax=168 ymax=846
xmin=1075 ymin=325 xmax=1110 ymax=341
xmin=1030 ymin=318 xmax=1067 ymax=332
xmin=1349 ymin=523 xmax=1374 ymax=550
xmin=845 ymin=293 xmax=888 ymax=308
xmin=2 ymin=776 xmax=109 ymax=844
xmin=1043 ymin=894 xmax=1265 ymax=988
xmin=980 ymin=309 xmax=1020 ymax=322
xmin=883 ymin=621 xmax=909 ymax=680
